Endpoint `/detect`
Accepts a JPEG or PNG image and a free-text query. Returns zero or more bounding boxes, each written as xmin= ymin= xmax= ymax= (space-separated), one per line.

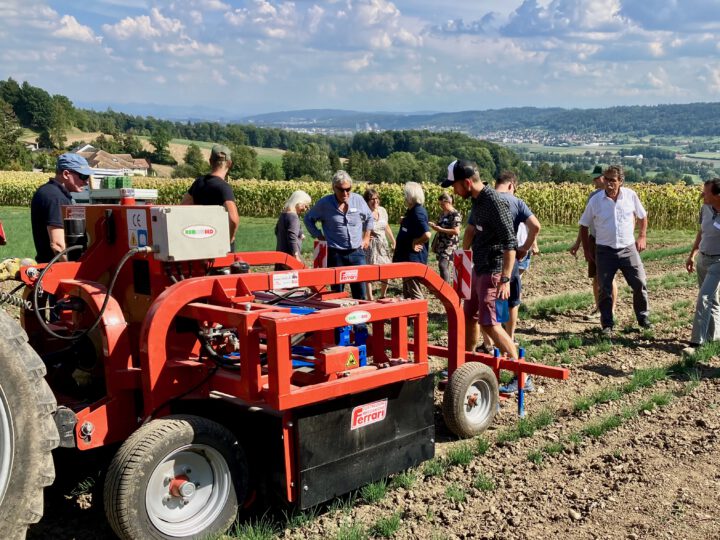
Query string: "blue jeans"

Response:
xmin=691 ymin=252 xmax=720 ymax=345
xmin=327 ymin=247 xmax=367 ymax=300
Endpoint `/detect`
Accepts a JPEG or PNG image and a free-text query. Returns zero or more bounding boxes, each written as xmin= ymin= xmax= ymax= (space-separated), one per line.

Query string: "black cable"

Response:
xmin=32 ymin=245 xmax=150 ymax=341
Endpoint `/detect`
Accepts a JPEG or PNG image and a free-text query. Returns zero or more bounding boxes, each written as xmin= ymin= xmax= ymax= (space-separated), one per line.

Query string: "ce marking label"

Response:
xmin=127 ymin=210 xmax=147 ymax=230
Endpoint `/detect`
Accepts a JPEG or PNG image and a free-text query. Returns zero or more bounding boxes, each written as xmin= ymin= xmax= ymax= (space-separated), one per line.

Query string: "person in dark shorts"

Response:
xmin=442 ymin=160 xmax=517 ymax=360
xmin=182 ymin=144 xmax=239 ymax=252
xmin=31 ymin=153 xmax=92 ymax=263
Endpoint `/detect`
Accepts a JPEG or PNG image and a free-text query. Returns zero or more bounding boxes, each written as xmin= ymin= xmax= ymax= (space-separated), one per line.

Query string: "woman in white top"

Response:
xmin=363 ymin=188 xmax=396 ymax=300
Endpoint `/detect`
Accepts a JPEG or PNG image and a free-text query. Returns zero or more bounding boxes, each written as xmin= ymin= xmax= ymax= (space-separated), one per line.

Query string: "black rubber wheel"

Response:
xmin=0 ymin=309 xmax=59 ymax=539
xmin=104 ymin=415 xmax=248 ymax=540
xmin=442 ymin=362 xmax=499 ymax=439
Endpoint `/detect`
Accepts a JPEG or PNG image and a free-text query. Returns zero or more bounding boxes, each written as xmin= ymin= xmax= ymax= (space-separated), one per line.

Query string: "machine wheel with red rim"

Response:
xmin=104 ymin=415 xmax=247 ymax=540
xmin=442 ymin=362 xmax=498 ymax=439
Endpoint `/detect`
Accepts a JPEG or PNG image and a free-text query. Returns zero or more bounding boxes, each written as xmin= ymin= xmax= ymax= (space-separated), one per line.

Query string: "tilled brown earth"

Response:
xmin=26 ymin=247 xmax=720 ymax=539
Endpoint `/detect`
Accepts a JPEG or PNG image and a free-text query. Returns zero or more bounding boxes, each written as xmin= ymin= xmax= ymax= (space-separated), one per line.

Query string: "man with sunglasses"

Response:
xmin=304 ymin=170 xmax=374 ymax=299
xmin=31 ymin=153 xmax=92 ymax=263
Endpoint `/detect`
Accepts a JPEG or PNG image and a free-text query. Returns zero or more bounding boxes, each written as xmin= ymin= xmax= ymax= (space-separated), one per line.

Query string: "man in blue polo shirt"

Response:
xmin=304 ymin=170 xmax=374 ymax=299
xmin=30 ymin=153 xmax=91 ymax=262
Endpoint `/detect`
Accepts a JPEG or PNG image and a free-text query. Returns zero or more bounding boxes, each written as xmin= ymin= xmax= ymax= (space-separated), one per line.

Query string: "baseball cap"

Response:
xmin=211 ymin=144 xmax=232 ymax=162
xmin=56 ymin=153 xmax=93 ymax=176
xmin=441 ymin=159 xmax=478 ymax=188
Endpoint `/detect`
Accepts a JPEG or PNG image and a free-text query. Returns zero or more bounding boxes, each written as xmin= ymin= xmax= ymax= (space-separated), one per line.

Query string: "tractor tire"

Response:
xmin=442 ymin=362 xmax=499 ymax=439
xmin=0 ymin=309 xmax=59 ymax=539
xmin=104 ymin=414 xmax=248 ymax=540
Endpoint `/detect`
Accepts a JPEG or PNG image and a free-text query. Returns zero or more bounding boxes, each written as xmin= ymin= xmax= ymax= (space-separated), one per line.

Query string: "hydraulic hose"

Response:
xmin=32 ymin=245 xmax=153 ymax=341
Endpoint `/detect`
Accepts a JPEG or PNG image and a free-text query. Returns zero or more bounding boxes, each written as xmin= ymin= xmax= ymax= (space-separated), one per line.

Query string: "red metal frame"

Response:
xmin=18 ymin=203 xmax=569 ymax=505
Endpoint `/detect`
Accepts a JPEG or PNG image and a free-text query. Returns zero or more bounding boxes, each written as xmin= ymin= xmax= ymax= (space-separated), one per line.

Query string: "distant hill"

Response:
xmin=240 ymin=103 xmax=720 ymax=136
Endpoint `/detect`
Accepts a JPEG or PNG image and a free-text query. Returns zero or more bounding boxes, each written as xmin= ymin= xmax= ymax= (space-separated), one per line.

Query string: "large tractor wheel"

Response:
xmin=442 ymin=362 xmax=499 ymax=439
xmin=0 ymin=310 xmax=59 ymax=539
xmin=104 ymin=415 xmax=248 ymax=540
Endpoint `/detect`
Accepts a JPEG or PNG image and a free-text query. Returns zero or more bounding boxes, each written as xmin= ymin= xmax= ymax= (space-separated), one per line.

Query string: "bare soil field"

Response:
xmin=20 ymin=228 xmax=720 ymax=539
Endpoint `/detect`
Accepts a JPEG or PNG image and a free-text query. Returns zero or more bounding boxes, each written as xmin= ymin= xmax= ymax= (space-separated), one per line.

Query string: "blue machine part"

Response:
xmin=289 ymin=306 xmax=317 ymax=315
xmin=291 ymin=345 xmax=316 ymax=368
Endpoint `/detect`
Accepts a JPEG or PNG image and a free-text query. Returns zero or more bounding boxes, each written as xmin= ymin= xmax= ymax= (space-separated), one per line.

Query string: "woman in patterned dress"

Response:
xmin=429 ymin=192 xmax=462 ymax=284
xmin=363 ymin=188 xmax=396 ymax=300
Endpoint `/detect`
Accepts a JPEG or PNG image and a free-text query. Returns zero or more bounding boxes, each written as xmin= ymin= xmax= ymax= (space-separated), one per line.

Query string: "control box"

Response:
xmin=150 ymin=206 xmax=231 ymax=261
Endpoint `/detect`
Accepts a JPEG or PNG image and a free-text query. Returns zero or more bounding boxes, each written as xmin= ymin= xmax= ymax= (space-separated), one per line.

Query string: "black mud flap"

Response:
xmin=294 ymin=374 xmax=435 ymax=509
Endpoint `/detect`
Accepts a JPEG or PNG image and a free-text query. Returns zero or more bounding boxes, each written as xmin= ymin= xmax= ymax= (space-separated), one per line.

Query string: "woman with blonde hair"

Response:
xmin=275 ymin=190 xmax=312 ymax=268
xmin=363 ymin=188 xmax=396 ymax=299
xmin=392 ymin=182 xmax=431 ymax=299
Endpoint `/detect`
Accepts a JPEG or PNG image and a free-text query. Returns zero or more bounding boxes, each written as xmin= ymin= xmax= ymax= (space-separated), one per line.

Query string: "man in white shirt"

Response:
xmin=579 ymin=165 xmax=650 ymax=335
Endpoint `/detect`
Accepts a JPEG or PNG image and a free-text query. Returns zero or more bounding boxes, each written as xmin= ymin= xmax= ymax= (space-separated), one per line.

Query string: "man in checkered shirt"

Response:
xmin=442 ymin=160 xmax=518 ymax=360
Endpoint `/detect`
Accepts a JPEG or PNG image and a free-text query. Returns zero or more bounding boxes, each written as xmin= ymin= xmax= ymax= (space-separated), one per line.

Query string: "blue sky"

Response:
xmin=2 ymin=0 xmax=720 ymax=115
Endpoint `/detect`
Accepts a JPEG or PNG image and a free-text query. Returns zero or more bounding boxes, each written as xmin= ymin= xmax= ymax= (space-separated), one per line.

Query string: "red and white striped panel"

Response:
xmin=313 ymin=239 xmax=328 ymax=268
xmin=453 ymin=249 xmax=472 ymax=300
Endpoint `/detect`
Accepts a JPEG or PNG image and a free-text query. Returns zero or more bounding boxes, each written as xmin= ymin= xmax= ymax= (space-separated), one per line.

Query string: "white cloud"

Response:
xmin=196 ymin=0 xmax=230 ymax=10
xmin=211 ymin=69 xmax=228 ymax=85
xmin=152 ymin=39 xmax=223 ymax=56
xmin=52 ymin=15 xmax=102 ymax=43
xmin=189 ymin=10 xmax=203 ymax=24
xmin=103 ymin=8 xmax=183 ymax=40
xmin=344 ymin=53 xmax=373 ymax=72
xmin=103 ymin=15 xmax=159 ymax=39
xmin=698 ymin=64 xmax=720 ymax=93
xmin=134 ymin=59 xmax=154 ymax=72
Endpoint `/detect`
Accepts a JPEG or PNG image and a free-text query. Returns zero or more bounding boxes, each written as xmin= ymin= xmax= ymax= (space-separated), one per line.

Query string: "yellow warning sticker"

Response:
xmin=346 ymin=352 xmax=358 ymax=367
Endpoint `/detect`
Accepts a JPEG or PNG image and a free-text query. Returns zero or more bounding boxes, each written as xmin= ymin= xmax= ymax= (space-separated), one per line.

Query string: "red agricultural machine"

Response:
xmin=0 ymin=200 xmax=567 ymax=539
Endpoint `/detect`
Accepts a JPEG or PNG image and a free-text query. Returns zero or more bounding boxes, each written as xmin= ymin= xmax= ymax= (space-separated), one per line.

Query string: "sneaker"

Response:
xmin=601 ymin=326 xmax=613 ymax=337
xmin=681 ymin=346 xmax=696 ymax=356
xmin=638 ymin=319 xmax=653 ymax=329
xmin=475 ymin=343 xmax=494 ymax=354
xmin=499 ymin=376 xmax=535 ymax=394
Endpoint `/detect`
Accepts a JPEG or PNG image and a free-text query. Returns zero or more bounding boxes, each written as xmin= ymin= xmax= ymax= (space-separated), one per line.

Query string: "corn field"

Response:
xmin=0 ymin=172 xmax=701 ymax=229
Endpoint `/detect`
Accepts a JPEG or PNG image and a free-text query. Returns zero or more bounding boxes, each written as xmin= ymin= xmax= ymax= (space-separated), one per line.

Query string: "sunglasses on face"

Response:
xmin=335 ymin=186 xmax=352 ymax=193
xmin=74 ymin=171 xmax=90 ymax=181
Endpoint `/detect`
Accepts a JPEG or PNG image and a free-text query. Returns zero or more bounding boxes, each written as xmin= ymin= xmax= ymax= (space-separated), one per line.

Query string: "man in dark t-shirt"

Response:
xmin=31 ymin=153 xmax=92 ymax=262
xmin=182 ymin=144 xmax=239 ymax=251
xmin=442 ymin=160 xmax=518 ymax=361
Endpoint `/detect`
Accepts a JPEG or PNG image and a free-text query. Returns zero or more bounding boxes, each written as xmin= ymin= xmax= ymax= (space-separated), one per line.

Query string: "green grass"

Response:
xmin=475 ymin=436 xmax=491 ymax=456
xmin=574 ymin=366 xmax=668 ymax=412
xmin=336 ymin=522 xmax=368 ymax=540
xmin=422 ymin=458 xmax=445 ymax=477
xmin=496 ymin=409 xmax=555 ymax=444
xmin=445 ymin=483 xmax=466 ymax=503
xmin=581 ymin=414 xmax=623 ymax=438
xmin=472 ymin=473 xmax=495 ymax=491
xmin=521 ymin=292 xmax=595 ymax=318
xmin=369 ymin=513 xmax=402 ymax=538
xmin=390 ymin=470 xmax=417 ymax=490
xmin=360 ymin=479 xmax=387 ymax=503
xmin=640 ymin=245 xmax=691 ymax=262
xmin=445 ymin=443 xmax=474 ymax=466
xmin=0 ymin=211 xmax=317 ymax=259
xmin=228 ymin=515 xmax=277 ymax=540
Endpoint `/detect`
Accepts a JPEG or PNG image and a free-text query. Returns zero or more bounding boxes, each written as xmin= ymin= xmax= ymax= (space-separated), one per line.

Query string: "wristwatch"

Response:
xmin=500 ymin=276 xmax=510 ymax=284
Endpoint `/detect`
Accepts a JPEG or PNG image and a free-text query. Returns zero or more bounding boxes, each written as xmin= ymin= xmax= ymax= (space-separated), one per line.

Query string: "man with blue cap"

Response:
xmin=30 ymin=153 xmax=92 ymax=262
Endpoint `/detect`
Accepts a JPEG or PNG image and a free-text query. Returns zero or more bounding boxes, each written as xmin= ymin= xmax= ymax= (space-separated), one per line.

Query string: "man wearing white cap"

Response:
xmin=442 ymin=160 xmax=518 ymax=361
